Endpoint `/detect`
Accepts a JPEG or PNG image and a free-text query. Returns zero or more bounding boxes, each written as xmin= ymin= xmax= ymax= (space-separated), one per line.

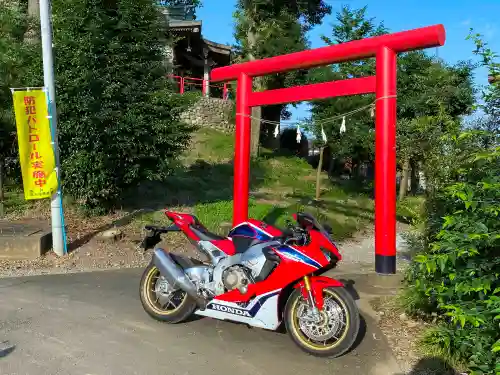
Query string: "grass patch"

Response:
xmin=183 ymin=128 xmax=235 ymax=163
xmin=396 ymin=196 xmax=425 ymax=224
xmin=125 ymin=128 xmax=385 ymax=242
xmin=194 ymin=198 xmax=273 ymax=234
xmin=1 ymin=188 xmax=31 ymax=216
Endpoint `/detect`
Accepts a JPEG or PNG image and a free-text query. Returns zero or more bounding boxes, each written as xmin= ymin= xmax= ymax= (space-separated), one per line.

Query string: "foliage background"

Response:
xmin=51 ymin=0 xmax=194 ymax=211
xmin=403 ymin=31 xmax=500 ymax=375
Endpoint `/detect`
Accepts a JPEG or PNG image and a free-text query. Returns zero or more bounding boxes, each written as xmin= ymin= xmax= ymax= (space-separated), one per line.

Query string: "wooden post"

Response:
xmin=398 ymin=158 xmax=410 ymax=200
xmin=0 ymin=159 xmax=4 ymax=217
xmin=315 ymin=147 xmax=325 ymax=200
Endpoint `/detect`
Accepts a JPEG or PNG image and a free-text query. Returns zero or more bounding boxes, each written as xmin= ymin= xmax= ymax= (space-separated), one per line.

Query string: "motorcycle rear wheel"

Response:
xmin=284 ymin=287 xmax=360 ymax=358
xmin=139 ymin=262 xmax=197 ymax=323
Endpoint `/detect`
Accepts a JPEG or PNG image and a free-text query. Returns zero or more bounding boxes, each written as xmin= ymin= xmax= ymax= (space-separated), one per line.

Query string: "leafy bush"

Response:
xmin=404 ymin=132 xmax=500 ymax=374
xmin=52 ymin=0 xmax=193 ymax=211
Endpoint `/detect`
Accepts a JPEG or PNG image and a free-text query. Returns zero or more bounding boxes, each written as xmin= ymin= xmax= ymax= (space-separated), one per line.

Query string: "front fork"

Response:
xmin=303 ymin=276 xmax=321 ymax=320
xmin=295 ymin=275 xmax=344 ymax=316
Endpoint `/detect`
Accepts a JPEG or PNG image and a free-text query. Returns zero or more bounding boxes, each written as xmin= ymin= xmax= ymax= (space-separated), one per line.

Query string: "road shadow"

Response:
xmin=348 ymin=313 xmax=367 ymax=354
xmin=0 ymin=341 xmax=15 ymax=358
xmin=396 ymin=356 xmax=459 ymax=375
xmin=339 ymin=279 xmax=361 ymax=301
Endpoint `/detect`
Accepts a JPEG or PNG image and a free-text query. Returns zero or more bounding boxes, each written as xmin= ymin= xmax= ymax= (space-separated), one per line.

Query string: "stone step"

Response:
xmin=0 ymin=220 xmax=52 ymax=260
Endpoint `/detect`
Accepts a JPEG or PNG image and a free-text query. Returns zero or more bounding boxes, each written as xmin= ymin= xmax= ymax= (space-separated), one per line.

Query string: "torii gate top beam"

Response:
xmin=211 ymin=24 xmax=445 ymax=82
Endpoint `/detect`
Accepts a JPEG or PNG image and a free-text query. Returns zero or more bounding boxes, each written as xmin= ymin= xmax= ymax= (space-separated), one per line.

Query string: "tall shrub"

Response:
xmin=51 ymin=0 xmax=192 ymax=210
xmin=404 ymin=133 xmax=500 ymax=374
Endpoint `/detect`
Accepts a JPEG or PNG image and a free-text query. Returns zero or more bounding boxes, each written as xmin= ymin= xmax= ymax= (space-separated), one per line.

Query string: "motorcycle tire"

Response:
xmin=284 ymin=286 xmax=360 ymax=358
xmin=139 ymin=262 xmax=197 ymax=323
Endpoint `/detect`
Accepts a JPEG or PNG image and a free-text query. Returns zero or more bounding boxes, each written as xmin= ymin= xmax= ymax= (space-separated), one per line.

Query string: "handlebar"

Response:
xmin=272 ymin=227 xmax=310 ymax=246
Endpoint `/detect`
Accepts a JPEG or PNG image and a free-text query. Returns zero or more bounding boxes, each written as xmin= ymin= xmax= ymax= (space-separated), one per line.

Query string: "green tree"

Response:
xmin=310 ymin=5 xmax=474 ymax=197
xmin=0 ymin=1 xmax=42 ymax=191
xmin=51 ymin=0 xmax=192 ymax=211
xmin=467 ymin=30 xmax=500 ymax=147
xmin=310 ymin=6 xmax=386 ymax=174
xmin=233 ymin=0 xmax=331 ymax=154
xmin=396 ymin=53 xmax=475 ymax=196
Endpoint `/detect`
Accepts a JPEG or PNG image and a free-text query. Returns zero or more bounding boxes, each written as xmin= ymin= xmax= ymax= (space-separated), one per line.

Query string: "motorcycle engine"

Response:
xmin=222 ymin=266 xmax=253 ymax=294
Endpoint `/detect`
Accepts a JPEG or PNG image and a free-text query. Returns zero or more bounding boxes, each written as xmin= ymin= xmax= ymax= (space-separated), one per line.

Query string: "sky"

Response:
xmin=197 ymin=0 xmax=499 ymax=123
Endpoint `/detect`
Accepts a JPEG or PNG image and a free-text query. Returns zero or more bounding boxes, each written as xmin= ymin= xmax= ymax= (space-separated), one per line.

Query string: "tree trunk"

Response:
xmin=315 ymin=147 xmax=325 ymax=200
xmin=250 ymin=106 xmax=261 ymax=157
xmin=398 ymin=158 xmax=410 ymax=201
xmin=410 ymin=158 xmax=418 ymax=195
xmin=24 ymin=0 xmax=40 ymax=44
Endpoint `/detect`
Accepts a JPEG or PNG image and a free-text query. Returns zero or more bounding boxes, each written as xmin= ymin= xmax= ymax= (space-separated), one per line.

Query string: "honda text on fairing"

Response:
xmin=139 ymin=211 xmax=360 ymax=357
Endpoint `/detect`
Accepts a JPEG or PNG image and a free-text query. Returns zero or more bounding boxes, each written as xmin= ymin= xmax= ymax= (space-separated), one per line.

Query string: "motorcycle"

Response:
xmin=139 ymin=210 xmax=360 ymax=357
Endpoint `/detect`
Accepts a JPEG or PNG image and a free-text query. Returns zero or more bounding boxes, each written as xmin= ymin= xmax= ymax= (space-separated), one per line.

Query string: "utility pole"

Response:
xmin=39 ymin=0 xmax=66 ymax=256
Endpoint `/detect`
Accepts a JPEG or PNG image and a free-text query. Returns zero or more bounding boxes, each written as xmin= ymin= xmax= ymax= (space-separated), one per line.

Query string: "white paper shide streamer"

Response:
xmin=340 ymin=116 xmax=346 ymax=134
xmin=321 ymin=126 xmax=327 ymax=144
xmin=274 ymin=123 xmax=279 ymax=138
xmin=296 ymin=125 xmax=302 ymax=143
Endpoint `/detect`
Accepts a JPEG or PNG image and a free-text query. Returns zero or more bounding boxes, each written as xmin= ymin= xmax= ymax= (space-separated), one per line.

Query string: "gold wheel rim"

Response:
xmin=289 ymin=288 xmax=350 ymax=351
xmin=143 ymin=266 xmax=188 ymax=315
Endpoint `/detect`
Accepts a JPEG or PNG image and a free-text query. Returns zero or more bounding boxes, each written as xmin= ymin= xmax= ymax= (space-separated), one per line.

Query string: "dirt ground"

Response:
xmin=0 ymin=206 xmax=197 ymax=278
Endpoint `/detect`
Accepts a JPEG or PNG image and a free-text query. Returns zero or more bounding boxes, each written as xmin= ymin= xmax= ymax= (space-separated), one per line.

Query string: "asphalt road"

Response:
xmin=0 ymin=269 xmax=401 ymax=375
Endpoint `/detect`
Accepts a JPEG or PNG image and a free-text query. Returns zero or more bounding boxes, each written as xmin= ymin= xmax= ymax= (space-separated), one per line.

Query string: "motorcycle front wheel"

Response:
xmin=284 ymin=287 xmax=360 ymax=358
xmin=139 ymin=262 xmax=197 ymax=323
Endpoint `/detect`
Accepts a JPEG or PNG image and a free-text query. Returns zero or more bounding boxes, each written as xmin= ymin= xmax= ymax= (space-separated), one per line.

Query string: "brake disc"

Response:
xmin=297 ymin=297 xmax=345 ymax=342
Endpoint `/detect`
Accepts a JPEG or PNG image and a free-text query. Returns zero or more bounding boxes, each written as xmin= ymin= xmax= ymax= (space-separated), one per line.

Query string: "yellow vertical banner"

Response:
xmin=12 ymin=89 xmax=58 ymax=200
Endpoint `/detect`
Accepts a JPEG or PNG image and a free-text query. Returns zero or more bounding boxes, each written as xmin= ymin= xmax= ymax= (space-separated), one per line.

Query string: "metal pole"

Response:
xmin=233 ymin=72 xmax=252 ymax=226
xmin=39 ymin=0 xmax=66 ymax=256
xmin=374 ymin=46 xmax=397 ymax=274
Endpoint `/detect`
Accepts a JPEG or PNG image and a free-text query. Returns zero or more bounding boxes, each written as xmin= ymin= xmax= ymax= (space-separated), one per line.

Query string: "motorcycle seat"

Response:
xmin=189 ymin=216 xmax=226 ymax=242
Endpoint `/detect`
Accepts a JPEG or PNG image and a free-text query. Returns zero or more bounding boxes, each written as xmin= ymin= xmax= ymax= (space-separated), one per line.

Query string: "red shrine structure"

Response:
xmin=211 ymin=24 xmax=446 ymax=275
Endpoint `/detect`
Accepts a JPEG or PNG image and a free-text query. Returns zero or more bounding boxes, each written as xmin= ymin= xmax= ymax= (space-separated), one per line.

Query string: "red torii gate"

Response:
xmin=211 ymin=25 xmax=446 ymax=275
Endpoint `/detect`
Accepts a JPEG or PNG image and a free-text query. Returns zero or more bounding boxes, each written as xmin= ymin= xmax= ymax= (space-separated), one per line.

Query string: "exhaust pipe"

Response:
xmin=153 ymin=249 xmax=207 ymax=310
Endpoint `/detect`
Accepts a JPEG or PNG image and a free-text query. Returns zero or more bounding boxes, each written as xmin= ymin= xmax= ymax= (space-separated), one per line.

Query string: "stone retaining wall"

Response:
xmin=180 ymin=97 xmax=235 ymax=132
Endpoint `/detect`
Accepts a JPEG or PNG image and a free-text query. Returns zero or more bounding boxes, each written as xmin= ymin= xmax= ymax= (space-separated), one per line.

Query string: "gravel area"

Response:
xmin=0 ymin=206 xmax=198 ymax=278
xmin=336 ymin=221 xmax=412 ymax=271
xmin=370 ymin=297 xmax=466 ymax=375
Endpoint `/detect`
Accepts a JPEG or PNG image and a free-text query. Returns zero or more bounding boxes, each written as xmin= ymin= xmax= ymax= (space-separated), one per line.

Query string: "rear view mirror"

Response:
xmin=323 ymin=224 xmax=333 ymax=234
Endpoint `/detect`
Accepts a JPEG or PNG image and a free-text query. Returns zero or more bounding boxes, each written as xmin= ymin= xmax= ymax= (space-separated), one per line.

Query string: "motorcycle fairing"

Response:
xmin=164 ymin=210 xmax=345 ymax=329
xmin=194 ymin=289 xmax=282 ymax=330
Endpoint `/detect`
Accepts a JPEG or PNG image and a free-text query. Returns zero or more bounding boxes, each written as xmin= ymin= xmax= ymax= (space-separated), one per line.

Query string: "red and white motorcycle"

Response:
xmin=139 ymin=210 xmax=360 ymax=357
